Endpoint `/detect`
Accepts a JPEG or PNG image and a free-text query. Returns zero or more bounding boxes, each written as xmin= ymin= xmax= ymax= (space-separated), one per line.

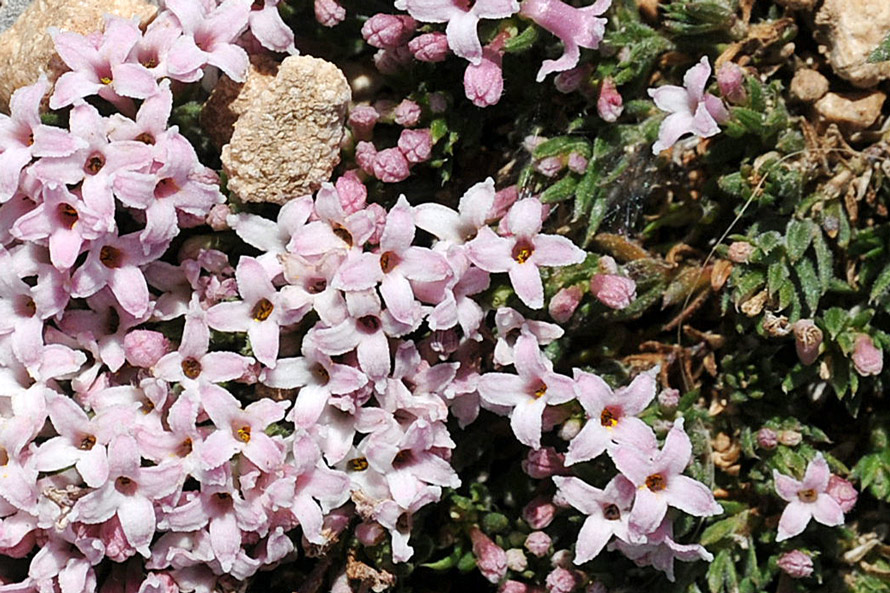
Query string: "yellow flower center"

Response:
xmin=347 ymin=457 xmax=369 ymax=471
xmin=798 ymin=488 xmax=818 ymax=503
xmin=236 ymin=425 xmax=251 ymax=443
xmin=251 ymin=298 xmax=274 ymax=321
xmin=645 ymin=473 xmax=666 ymax=492
xmin=600 ymin=407 xmax=618 ymax=428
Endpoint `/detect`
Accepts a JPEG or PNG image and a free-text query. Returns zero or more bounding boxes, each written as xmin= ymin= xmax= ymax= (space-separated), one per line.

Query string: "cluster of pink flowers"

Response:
xmin=349 ymin=99 xmax=434 ymax=184
xmin=356 ymin=0 xmax=612 ymax=107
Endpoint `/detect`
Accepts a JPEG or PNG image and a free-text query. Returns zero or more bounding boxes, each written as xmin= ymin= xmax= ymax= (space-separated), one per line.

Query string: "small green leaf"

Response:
xmin=700 ymin=511 xmax=749 ymax=546
xmin=540 ymin=175 xmax=579 ymax=204
xmin=786 ymin=219 xmax=815 ymax=263
xmin=821 ymin=308 xmax=848 ymax=339
xmin=812 ymin=229 xmax=833 ymax=291
xmin=870 ymin=262 xmax=890 ymax=303
xmin=534 ymin=136 xmax=591 ymax=159
xmin=767 ymin=262 xmax=788 ymax=298
xmin=503 ymin=25 xmax=538 ymax=53
xmin=868 ymin=32 xmax=890 ymax=63
xmin=794 ymin=258 xmax=821 ymax=313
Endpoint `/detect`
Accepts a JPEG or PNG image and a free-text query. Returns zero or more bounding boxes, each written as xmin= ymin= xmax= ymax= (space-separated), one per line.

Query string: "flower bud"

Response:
xmin=349 ymin=105 xmax=379 ymax=140
xmin=314 ymin=0 xmax=345 ymax=27
xmin=394 ymin=99 xmax=422 ymax=127
xmin=554 ymin=64 xmax=591 ymax=94
xmin=464 ymin=48 xmax=504 ymax=107
xmin=545 ymin=567 xmax=577 ymax=593
xmin=587 ymin=584 xmax=608 ymax=593
xmin=522 ymin=447 xmax=567 ymax=479
xmin=590 ymin=274 xmax=636 ymax=310
xmin=727 ymin=241 xmax=754 ymax=263
xmin=597 ymin=77 xmax=623 ymax=122
xmin=777 ymin=550 xmax=813 ymax=578
xmin=361 ymin=14 xmax=416 ymax=49
xmin=124 ymin=330 xmax=170 ymax=368
xmin=549 ymin=286 xmax=583 ymax=323
xmin=489 ymin=185 xmax=519 ymax=221
xmin=356 ymin=522 xmax=386 ymax=546
xmin=524 ymin=531 xmax=552 ymax=557
xmin=409 ymin=32 xmax=450 ymax=62
xmin=500 ymin=582 xmax=532 ymax=593
xmin=717 ymin=62 xmax=747 ymax=104
xmin=355 ymin=141 xmax=378 ymax=174
xmin=535 ymin=156 xmax=564 ymax=177
xmin=792 ymin=319 xmax=823 ymax=366
xmin=373 ymin=147 xmax=411 ymax=183
xmin=852 ymin=334 xmax=883 ymax=377
xmin=374 ymin=46 xmax=412 ymax=75
xmin=826 ymin=475 xmax=858 ymax=513
xmin=523 ymin=497 xmax=557 ymax=529
xmin=335 ymin=170 xmax=368 ymax=213
xmin=756 ymin=427 xmax=778 ymax=449
xmin=558 ymin=417 xmax=583 ymax=441
xmin=658 ymin=388 xmax=680 ymax=409
xmin=470 ymin=527 xmax=508 ymax=584
xmin=506 ymin=548 xmax=528 ymax=572
xmin=398 ymin=128 xmax=433 ymax=163
xmin=205 ymin=203 xmax=231 ymax=231
xmin=567 ymin=152 xmax=588 ymax=174
xmin=778 ymin=430 xmax=802 ymax=447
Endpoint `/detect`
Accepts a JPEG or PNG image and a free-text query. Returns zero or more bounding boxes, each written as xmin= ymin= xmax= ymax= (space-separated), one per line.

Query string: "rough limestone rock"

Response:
xmin=0 ymin=0 xmax=157 ymax=112
xmin=815 ymin=0 xmax=890 ymax=88
xmin=790 ymin=69 xmax=829 ymax=103
xmin=813 ymin=91 xmax=886 ymax=131
xmin=221 ymin=55 xmax=351 ymax=204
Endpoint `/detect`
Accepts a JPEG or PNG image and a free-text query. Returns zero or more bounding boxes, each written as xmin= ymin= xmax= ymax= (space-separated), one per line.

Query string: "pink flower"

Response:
xmin=777 ymin=550 xmax=813 ymax=578
xmin=400 ymin=0 xmax=520 ymax=64
xmin=362 ymin=14 xmax=417 ymax=48
xmin=613 ymin=418 xmax=722 ymax=537
xmin=464 ymin=45 xmax=504 ymax=107
xmin=773 ymin=453 xmax=845 ymax=541
xmin=590 ymin=272 xmax=636 ymax=310
xmin=165 ymin=0 xmax=251 ymax=83
xmin=50 ymin=17 xmax=157 ymax=111
xmin=565 ymin=370 xmax=656 ymax=465
xmin=315 ymin=0 xmax=346 ymax=27
xmin=519 ymin=0 xmax=611 ymax=82
xmin=597 ymin=77 xmax=623 ymax=122
xmin=409 ymin=32 xmax=450 ymax=61
xmin=852 ymin=334 xmax=883 ymax=376
xmin=398 ymin=128 xmax=433 ymax=163
xmin=648 ymin=57 xmax=729 ymax=154
xmin=477 ymin=332 xmax=575 ymax=449
xmin=467 ymin=197 xmax=585 ymax=309
xmin=826 ymin=475 xmax=858 ymax=513
xmin=249 ymin=0 xmax=297 ymax=54
xmin=554 ymin=475 xmax=635 ymax=563
xmin=609 ymin=518 xmax=712 ymax=582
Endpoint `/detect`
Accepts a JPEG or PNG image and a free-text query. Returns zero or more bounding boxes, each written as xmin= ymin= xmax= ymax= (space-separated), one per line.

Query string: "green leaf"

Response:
xmin=794 ymin=258 xmax=821 ymax=313
xmin=503 ymin=25 xmax=538 ymax=53
xmin=767 ymin=262 xmax=789 ymax=298
xmin=708 ymin=549 xmax=737 ymax=593
xmin=731 ymin=107 xmax=764 ymax=136
xmin=868 ymin=32 xmax=890 ymax=63
xmin=756 ymin=231 xmax=783 ymax=255
xmin=533 ymin=136 xmax=591 ymax=159
xmin=812 ymin=229 xmax=833 ymax=291
xmin=821 ymin=308 xmax=848 ymax=340
xmin=870 ymin=262 xmax=890 ymax=303
xmin=786 ymin=219 xmax=815 ymax=263
xmin=700 ymin=511 xmax=749 ymax=546
xmin=540 ymin=175 xmax=579 ymax=204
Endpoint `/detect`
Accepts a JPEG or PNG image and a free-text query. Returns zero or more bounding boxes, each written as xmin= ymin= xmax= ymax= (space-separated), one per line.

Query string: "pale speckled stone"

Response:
xmin=221 ymin=55 xmax=351 ymax=204
xmin=814 ymin=91 xmax=886 ymax=131
xmin=790 ymin=69 xmax=829 ymax=103
xmin=815 ymin=0 xmax=890 ymax=89
xmin=0 ymin=0 xmax=157 ymax=112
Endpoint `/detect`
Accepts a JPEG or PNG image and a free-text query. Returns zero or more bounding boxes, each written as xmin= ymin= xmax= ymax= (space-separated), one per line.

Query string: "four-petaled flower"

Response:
xmin=773 ymin=453 xmax=845 ymax=541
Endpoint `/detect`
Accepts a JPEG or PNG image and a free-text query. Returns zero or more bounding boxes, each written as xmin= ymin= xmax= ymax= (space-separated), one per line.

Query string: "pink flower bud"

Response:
xmin=356 ymin=521 xmax=386 ymax=546
xmin=549 ymin=285 xmax=583 ymax=323
xmin=778 ymin=430 xmax=802 ymax=446
xmin=597 ymin=77 xmax=623 ymax=122
xmin=658 ymin=388 xmax=680 ymax=409
xmin=409 ymin=32 xmax=450 ymax=62
xmin=335 ymin=170 xmax=368 ymax=213
xmin=792 ymin=319 xmax=823 ymax=366
xmin=506 ymin=548 xmax=528 ymax=572
xmin=500 ymin=582 xmax=532 ymax=593
xmin=826 ymin=475 xmax=858 ymax=513
xmin=756 ymin=427 xmax=778 ymax=449
xmin=373 ymin=147 xmax=411 ymax=182
xmin=374 ymin=46 xmax=413 ymax=75
xmin=545 ymin=567 xmax=577 ymax=593
xmin=522 ymin=447 xmax=567 ymax=479
xmin=727 ymin=241 xmax=754 ymax=263
xmin=554 ymin=64 xmax=592 ymax=94
xmin=349 ymin=105 xmax=379 ymax=140
xmin=535 ymin=156 xmax=564 ymax=177
xmin=361 ymin=14 xmax=416 ymax=49
xmin=398 ymin=128 xmax=433 ymax=163
xmin=366 ymin=203 xmax=388 ymax=244
xmin=852 ymin=334 xmax=883 ymax=377
xmin=314 ymin=0 xmax=345 ymax=27
xmin=355 ymin=141 xmax=378 ymax=174
xmin=523 ymin=497 xmax=557 ymax=529
xmin=777 ymin=550 xmax=813 ymax=578
xmin=394 ymin=99 xmax=423 ymax=127
xmin=717 ymin=62 xmax=747 ymax=104
xmin=567 ymin=152 xmax=587 ymax=174
xmin=558 ymin=418 xmax=582 ymax=441
xmin=524 ymin=531 xmax=552 ymax=557
xmin=205 ymin=203 xmax=231 ymax=231
xmin=470 ymin=527 xmax=507 ymax=584
xmin=464 ymin=47 xmax=504 ymax=107
xmin=590 ymin=274 xmax=636 ymax=310
xmin=124 ymin=330 xmax=170 ymax=368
